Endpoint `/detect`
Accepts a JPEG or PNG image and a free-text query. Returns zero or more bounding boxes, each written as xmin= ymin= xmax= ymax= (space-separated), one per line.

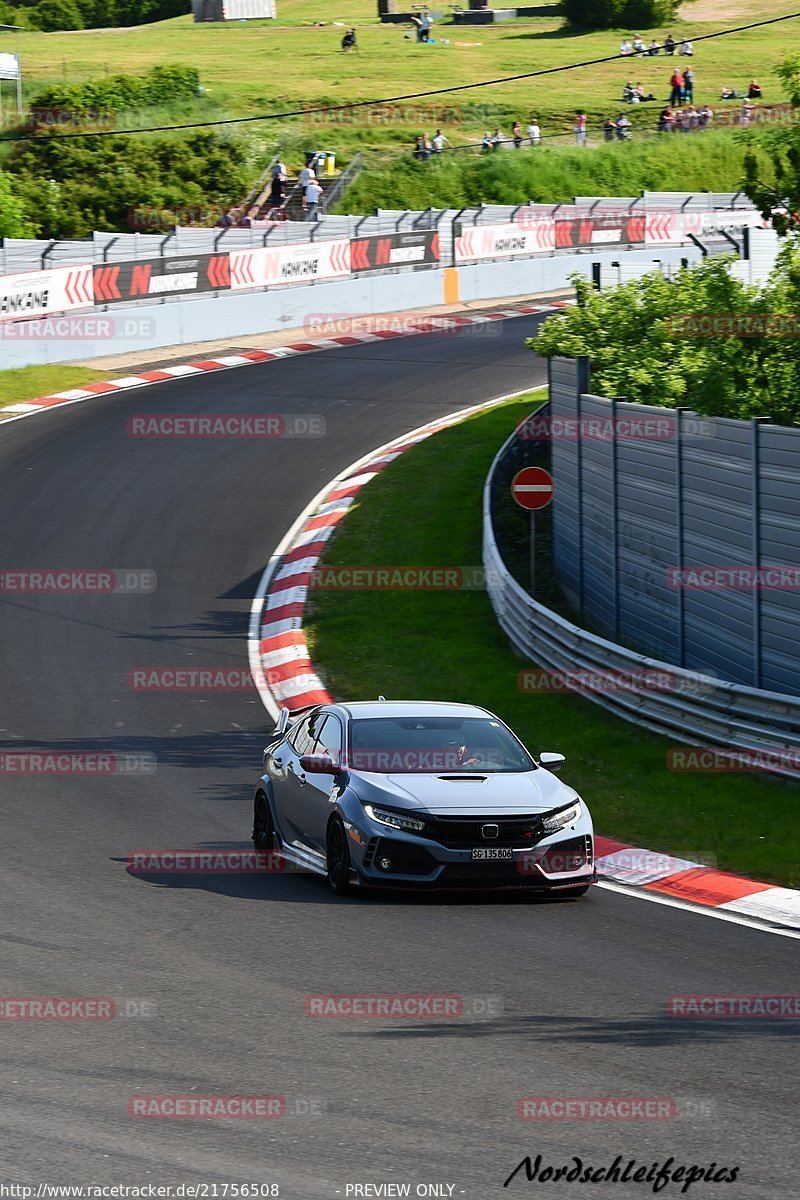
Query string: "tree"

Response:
xmin=529 ymin=256 xmax=800 ymax=427
xmin=30 ymin=0 xmax=84 ymax=28
xmin=560 ymin=0 xmax=681 ymax=30
xmin=0 ymin=171 xmax=36 ymax=238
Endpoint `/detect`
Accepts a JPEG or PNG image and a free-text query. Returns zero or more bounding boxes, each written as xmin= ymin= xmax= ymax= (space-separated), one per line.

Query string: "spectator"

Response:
xmin=421 ymin=132 xmax=432 ymax=156
xmin=527 ymin=117 xmax=541 ymax=145
xmin=657 ymin=105 xmax=674 ymax=133
xmin=419 ymin=10 xmax=432 ymax=42
xmin=664 ymin=34 xmax=676 ymax=55
xmin=683 ymin=67 xmax=694 ymax=103
xmin=740 ymin=99 xmax=752 ymax=127
xmin=632 ymin=34 xmax=646 ymax=55
xmin=680 ymin=39 xmax=693 ymax=55
xmin=648 ymin=39 xmax=660 ymax=56
xmin=413 ymin=135 xmax=425 ymax=160
xmin=720 ymin=86 xmax=738 ymax=100
xmin=341 ymin=27 xmax=357 ymax=51
xmin=623 ymin=81 xmax=639 ymax=103
xmin=636 ymin=82 xmax=656 ymax=101
xmin=699 ymin=103 xmax=713 ymax=127
xmin=670 ymin=68 xmax=685 ymax=106
xmin=481 ymin=131 xmax=493 ymax=152
xmin=615 ymin=113 xmax=631 ymax=140
xmin=305 ymin=177 xmax=323 ymax=218
xmin=620 ymin=38 xmax=633 ymax=56
xmin=298 ymin=163 xmax=316 ymax=206
xmin=748 ymin=79 xmax=763 ymax=99
xmin=512 ymin=120 xmax=523 ymax=149
xmin=574 ymin=111 xmax=587 ymax=145
xmin=431 ymin=128 xmax=449 ymax=153
xmin=268 ymin=174 xmax=285 ymax=208
xmin=603 ymin=117 xmax=616 ymax=141
xmin=490 ymin=128 xmax=504 ymax=150
xmin=272 ymin=158 xmax=287 ymax=182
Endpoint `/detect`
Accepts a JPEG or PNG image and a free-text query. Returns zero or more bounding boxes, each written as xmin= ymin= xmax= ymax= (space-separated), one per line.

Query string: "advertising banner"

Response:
xmin=350 ymin=230 xmax=439 ymax=272
xmin=554 ymin=213 xmax=646 ymax=248
xmin=230 ymin=240 xmax=351 ymax=290
xmin=454 ymin=220 xmax=555 ymax=263
xmin=93 ymin=254 xmax=230 ymax=304
xmin=0 ymin=264 xmax=93 ymax=323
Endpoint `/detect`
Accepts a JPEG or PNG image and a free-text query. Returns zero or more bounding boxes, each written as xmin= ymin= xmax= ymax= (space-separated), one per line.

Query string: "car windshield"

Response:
xmin=346 ymin=715 xmax=534 ymax=773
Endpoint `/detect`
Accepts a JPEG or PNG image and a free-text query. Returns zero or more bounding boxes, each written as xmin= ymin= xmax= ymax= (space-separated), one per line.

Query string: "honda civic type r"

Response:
xmin=252 ymin=700 xmax=595 ymax=895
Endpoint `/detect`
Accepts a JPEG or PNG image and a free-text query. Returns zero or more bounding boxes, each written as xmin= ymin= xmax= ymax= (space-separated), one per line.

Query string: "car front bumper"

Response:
xmin=343 ymin=815 xmax=596 ymax=891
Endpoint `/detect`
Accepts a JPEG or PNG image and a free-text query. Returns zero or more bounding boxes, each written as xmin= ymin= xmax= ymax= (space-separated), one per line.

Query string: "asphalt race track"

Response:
xmin=0 ymin=317 xmax=796 ymax=1197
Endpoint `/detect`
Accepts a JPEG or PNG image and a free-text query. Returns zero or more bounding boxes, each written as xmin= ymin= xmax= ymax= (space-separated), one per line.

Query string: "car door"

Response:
xmin=301 ymin=713 xmax=344 ymax=853
xmin=272 ymin=713 xmax=315 ymax=848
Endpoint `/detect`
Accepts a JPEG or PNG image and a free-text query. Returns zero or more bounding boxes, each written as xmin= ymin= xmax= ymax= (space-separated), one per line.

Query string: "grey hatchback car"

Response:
xmin=252 ymin=700 xmax=595 ymax=895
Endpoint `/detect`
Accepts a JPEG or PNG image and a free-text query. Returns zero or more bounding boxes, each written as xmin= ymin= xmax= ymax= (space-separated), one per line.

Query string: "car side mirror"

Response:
xmin=539 ymin=752 xmax=565 ymax=773
xmin=271 ymin=709 xmax=289 ymax=738
xmin=300 ymin=753 xmax=337 ymax=774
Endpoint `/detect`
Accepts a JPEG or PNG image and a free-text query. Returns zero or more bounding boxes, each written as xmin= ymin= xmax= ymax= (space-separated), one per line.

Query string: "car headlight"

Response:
xmin=541 ymin=800 xmax=582 ymax=835
xmin=363 ymin=804 xmax=427 ymax=833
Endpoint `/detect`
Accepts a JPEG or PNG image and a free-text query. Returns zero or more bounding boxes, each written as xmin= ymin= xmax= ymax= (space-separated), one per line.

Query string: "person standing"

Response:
xmin=683 ymin=67 xmax=694 ymax=103
xmin=305 ymin=177 xmax=323 ymax=218
xmin=512 ymin=120 xmax=523 ymax=149
xmin=527 ymin=117 xmax=541 ymax=145
xmin=574 ymin=111 xmax=587 ymax=145
xmin=298 ymin=163 xmax=316 ymax=209
xmin=615 ymin=112 xmax=631 ymax=140
xmin=419 ymin=10 xmax=432 ymax=42
xmin=603 ymin=117 xmax=616 ymax=141
xmin=431 ymin=128 xmax=449 ymax=154
xmin=670 ymin=68 xmax=684 ymax=106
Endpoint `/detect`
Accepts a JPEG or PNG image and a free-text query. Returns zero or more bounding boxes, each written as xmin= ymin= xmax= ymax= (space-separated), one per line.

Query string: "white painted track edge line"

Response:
xmin=596 ymin=880 xmax=800 ymax=939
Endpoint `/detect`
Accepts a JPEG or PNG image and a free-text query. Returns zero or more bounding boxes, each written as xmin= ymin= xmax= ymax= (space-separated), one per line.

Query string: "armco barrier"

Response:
xmin=483 ymin=406 xmax=800 ymax=781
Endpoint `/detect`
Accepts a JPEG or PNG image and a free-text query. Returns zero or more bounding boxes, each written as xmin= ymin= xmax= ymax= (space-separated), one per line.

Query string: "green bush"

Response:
xmin=0 ymin=170 xmax=35 ymax=238
xmin=5 ymin=129 xmax=250 ymax=237
xmin=560 ymin=0 xmax=680 ymax=30
xmin=340 ymin=131 xmax=776 ymax=214
xmin=29 ymin=65 xmax=200 ymax=117
xmin=29 ymin=0 xmax=84 ymax=28
xmin=531 ymin=253 xmax=800 ymax=427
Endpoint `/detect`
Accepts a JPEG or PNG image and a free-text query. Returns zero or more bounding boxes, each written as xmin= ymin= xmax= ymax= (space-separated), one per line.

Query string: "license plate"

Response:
xmin=471 ymin=848 xmax=513 ymax=860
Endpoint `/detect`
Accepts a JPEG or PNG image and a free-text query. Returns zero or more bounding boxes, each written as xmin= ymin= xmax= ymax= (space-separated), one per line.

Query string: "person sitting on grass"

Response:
xmin=632 ymin=34 xmax=646 ymax=55
xmin=635 ymin=82 xmax=656 ymax=101
xmin=648 ymin=39 xmax=661 ymax=56
xmin=620 ymin=38 xmax=633 ymax=56
xmin=680 ymin=39 xmax=693 ymax=55
xmin=663 ymin=34 xmax=676 ymax=55
xmin=748 ymin=79 xmax=763 ymax=99
xmin=623 ymin=80 xmax=639 ymax=103
xmin=341 ymin=27 xmax=357 ymax=51
xmin=720 ymin=85 xmax=739 ymax=100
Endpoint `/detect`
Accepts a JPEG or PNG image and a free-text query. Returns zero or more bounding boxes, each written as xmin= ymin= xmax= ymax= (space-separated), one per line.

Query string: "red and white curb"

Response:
xmin=1 ymin=301 xmax=569 ymax=419
xmin=248 ymin=392 xmax=527 ymax=714
xmin=248 ymin=392 xmax=800 ymax=936
xmin=594 ymin=836 xmax=800 ymax=933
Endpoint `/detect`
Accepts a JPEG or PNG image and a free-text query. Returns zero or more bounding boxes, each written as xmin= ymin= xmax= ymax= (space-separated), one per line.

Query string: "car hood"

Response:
xmin=348 ymin=769 xmax=577 ymax=815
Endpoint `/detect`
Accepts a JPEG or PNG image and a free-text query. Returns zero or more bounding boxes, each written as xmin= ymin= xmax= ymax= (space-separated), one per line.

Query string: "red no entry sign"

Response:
xmin=511 ymin=466 xmax=555 ymax=511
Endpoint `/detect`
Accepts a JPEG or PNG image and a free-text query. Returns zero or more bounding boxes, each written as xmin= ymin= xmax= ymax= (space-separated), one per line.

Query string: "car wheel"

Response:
xmin=252 ymin=791 xmax=275 ymax=851
xmin=326 ymin=818 xmax=352 ymax=895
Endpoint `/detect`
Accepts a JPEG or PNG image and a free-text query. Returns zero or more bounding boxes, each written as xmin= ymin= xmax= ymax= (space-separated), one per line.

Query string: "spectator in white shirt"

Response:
xmin=620 ymin=39 xmax=633 ymax=56
xmin=272 ymin=159 xmax=287 ymax=181
xmin=680 ymin=40 xmax=693 ymax=55
xmin=527 ymin=119 xmax=541 ymax=145
xmin=431 ymin=129 xmax=449 ymax=153
xmin=305 ymin=179 xmax=323 ymax=217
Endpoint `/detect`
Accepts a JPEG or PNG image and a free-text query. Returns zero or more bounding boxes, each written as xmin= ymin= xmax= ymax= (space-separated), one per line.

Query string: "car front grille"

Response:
xmin=423 ymin=814 xmax=545 ymax=849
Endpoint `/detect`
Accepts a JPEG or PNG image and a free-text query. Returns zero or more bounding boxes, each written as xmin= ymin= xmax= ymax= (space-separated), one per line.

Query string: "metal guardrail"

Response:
xmin=482 ymin=408 xmax=800 ymax=781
